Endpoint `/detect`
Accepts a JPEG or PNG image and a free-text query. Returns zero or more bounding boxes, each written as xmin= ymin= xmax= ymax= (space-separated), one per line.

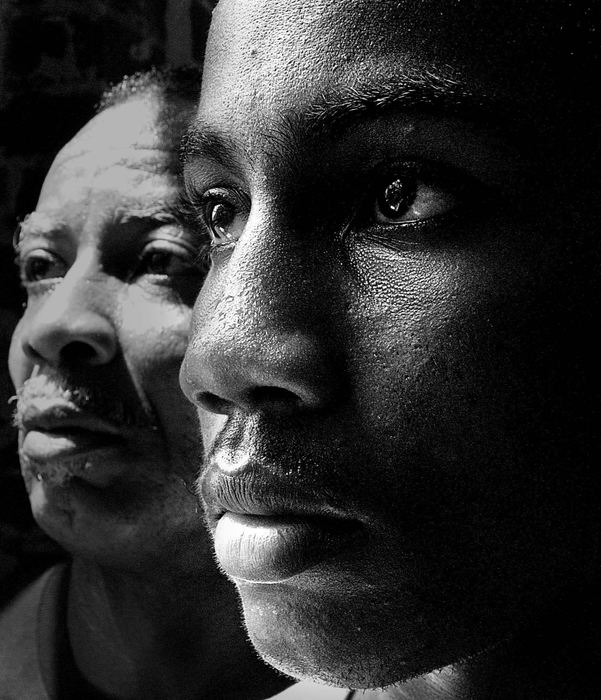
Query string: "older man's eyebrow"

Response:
xmin=13 ymin=212 xmax=69 ymax=250
xmin=114 ymin=203 xmax=183 ymax=225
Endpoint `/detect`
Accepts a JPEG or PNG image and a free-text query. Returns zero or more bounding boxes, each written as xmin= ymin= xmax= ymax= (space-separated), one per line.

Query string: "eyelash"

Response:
xmin=358 ymin=160 xmax=490 ymax=234
xmin=182 ymin=160 xmax=490 ymax=259
xmin=178 ymin=186 xmax=249 ymax=251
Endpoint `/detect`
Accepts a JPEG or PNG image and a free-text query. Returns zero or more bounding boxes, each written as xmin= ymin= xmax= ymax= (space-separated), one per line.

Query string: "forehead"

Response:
xmin=38 ymin=96 xmax=191 ymax=212
xmin=199 ymin=0 xmax=596 ymax=140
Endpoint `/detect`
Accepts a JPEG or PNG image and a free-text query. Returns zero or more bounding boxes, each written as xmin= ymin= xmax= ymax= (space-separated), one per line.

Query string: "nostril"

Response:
xmin=195 ymin=386 xmax=302 ymax=415
xmin=61 ymin=341 xmax=99 ymax=365
xmin=196 ymin=391 xmax=232 ymax=415
xmin=248 ymin=385 xmax=303 ymax=412
xmin=22 ymin=341 xmax=44 ymax=363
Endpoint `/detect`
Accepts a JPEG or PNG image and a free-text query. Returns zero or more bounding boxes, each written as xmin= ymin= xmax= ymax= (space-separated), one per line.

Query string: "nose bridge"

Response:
xmin=206 ymin=206 xmax=325 ymax=329
xmin=184 ymin=217 xmax=342 ymax=413
xmin=40 ymin=248 xmax=110 ymax=320
xmin=23 ymin=248 xmax=118 ymax=368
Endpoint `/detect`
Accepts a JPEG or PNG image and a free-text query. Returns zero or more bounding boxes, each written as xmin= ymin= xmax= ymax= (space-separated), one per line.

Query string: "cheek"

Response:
xmin=120 ymin=298 xmax=191 ymax=423
xmin=120 ymin=295 xmax=203 ymax=470
xmin=346 ymin=240 xmax=599 ymax=543
xmin=120 ymin=293 xmax=190 ymax=377
xmin=8 ymin=317 xmax=31 ymax=389
xmin=348 ymin=236 xmax=574 ymax=438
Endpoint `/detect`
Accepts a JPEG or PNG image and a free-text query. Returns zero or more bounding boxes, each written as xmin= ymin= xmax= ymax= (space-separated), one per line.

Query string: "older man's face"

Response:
xmin=181 ymin=0 xmax=601 ymax=688
xmin=10 ymin=94 xmax=210 ymax=573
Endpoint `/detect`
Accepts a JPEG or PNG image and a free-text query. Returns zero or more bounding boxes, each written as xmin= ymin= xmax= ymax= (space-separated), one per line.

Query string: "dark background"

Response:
xmin=0 ymin=0 xmax=212 ymax=602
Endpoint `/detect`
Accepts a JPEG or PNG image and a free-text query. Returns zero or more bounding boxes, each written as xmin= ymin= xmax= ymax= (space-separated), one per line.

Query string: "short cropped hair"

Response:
xmin=97 ymin=66 xmax=203 ymax=114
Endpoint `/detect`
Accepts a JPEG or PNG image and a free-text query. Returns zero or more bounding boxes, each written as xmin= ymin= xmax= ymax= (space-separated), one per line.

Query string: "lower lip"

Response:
xmin=214 ymin=511 xmax=362 ymax=583
xmin=21 ymin=429 xmax=125 ymax=487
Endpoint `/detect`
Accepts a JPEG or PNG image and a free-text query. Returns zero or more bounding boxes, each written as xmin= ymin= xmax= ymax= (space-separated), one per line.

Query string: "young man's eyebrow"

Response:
xmin=181 ymin=122 xmax=241 ymax=171
xmin=302 ymin=74 xmax=508 ymax=139
xmin=181 ymin=73 xmax=530 ymax=171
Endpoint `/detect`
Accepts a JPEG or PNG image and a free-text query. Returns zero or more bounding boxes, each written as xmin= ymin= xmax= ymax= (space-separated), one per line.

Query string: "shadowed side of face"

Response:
xmin=9 ymin=91 xmax=211 ymax=574
xmin=181 ymin=0 xmax=601 ymax=688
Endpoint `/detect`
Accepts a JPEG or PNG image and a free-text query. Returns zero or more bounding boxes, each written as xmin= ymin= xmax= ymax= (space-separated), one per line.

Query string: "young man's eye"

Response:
xmin=371 ymin=164 xmax=463 ymax=226
xmin=201 ymin=188 xmax=248 ymax=247
xmin=18 ymin=249 xmax=67 ymax=284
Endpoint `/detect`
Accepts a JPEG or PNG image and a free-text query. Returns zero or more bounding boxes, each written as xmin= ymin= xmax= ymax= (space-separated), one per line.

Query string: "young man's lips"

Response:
xmin=214 ymin=511 xmax=363 ymax=583
xmin=202 ymin=465 xmax=365 ymax=583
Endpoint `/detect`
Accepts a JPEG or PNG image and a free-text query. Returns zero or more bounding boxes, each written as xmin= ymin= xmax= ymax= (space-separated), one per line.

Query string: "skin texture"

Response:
xmin=9 ymin=93 xmax=290 ymax=699
xmin=10 ymin=94 xmax=206 ymax=572
xmin=181 ymin=0 xmax=601 ymax=696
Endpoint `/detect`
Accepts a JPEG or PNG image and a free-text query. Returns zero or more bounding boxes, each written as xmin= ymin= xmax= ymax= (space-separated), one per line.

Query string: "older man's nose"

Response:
xmin=21 ymin=274 xmax=117 ymax=369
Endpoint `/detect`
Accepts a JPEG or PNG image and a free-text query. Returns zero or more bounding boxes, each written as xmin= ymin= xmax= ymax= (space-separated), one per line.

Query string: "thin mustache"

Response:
xmin=12 ymin=372 xmax=155 ymax=431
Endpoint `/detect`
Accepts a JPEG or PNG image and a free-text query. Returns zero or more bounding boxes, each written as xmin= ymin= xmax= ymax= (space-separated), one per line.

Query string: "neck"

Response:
xmin=67 ymin=557 xmax=290 ymax=700
xmin=381 ymin=585 xmax=601 ymax=700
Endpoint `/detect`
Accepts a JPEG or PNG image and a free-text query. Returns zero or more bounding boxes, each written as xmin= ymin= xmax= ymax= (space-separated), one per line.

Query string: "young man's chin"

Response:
xmin=236 ymin=578 xmax=451 ymax=690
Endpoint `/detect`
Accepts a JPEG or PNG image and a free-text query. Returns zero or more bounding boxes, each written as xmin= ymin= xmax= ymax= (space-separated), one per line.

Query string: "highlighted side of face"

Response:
xmin=181 ymin=0 xmax=601 ymax=688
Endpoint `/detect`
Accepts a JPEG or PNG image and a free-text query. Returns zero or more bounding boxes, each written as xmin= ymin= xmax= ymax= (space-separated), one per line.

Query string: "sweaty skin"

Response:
xmin=9 ymin=92 xmax=291 ymax=699
xmin=181 ymin=0 xmax=601 ymax=697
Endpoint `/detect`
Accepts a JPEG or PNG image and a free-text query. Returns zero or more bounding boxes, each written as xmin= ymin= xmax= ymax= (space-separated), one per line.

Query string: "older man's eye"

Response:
xmin=134 ymin=240 xmax=199 ymax=278
xmin=202 ymin=189 xmax=248 ymax=247
xmin=372 ymin=165 xmax=462 ymax=225
xmin=18 ymin=249 xmax=67 ymax=284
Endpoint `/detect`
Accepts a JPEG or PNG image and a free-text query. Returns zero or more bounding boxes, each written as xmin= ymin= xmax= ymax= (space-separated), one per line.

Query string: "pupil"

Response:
xmin=27 ymin=258 xmax=48 ymax=280
xmin=211 ymin=203 xmax=234 ymax=238
xmin=378 ymin=176 xmax=416 ymax=218
xmin=148 ymin=252 xmax=169 ymax=274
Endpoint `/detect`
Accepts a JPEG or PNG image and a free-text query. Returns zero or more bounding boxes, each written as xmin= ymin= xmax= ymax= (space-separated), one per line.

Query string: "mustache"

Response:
xmin=12 ymin=370 xmax=155 ymax=430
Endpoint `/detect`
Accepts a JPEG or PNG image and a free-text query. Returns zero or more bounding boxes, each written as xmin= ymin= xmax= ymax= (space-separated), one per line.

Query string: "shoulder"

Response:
xmin=268 ymin=680 xmax=353 ymax=699
xmin=0 ymin=565 xmax=65 ymax=699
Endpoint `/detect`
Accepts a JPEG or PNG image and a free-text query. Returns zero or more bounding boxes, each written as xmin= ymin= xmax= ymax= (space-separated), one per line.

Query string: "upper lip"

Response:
xmin=201 ymin=459 xmax=354 ymax=527
xmin=19 ymin=402 xmax=123 ymax=437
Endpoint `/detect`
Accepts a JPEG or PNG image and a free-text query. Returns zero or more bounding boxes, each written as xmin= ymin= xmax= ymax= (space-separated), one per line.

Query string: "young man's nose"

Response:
xmin=20 ymin=267 xmax=117 ymax=369
xmin=180 ymin=230 xmax=342 ymax=417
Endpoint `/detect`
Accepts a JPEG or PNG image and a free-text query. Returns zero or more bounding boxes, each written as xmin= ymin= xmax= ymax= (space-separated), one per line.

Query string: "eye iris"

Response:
xmin=146 ymin=251 xmax=170 ymax=274
xmin=377 ymin=176 xmax=417 ymax=219
xmin=25 ymin=257 xmax=50 ymax=281
xmin=210 ymin=202 xmax=235 ymax=240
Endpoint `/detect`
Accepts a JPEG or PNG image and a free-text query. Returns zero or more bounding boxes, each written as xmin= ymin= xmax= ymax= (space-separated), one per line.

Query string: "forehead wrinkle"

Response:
xmin=114 ymin=202 xmax=182 ymax=226
xmin=53 ymin=145 xmax=180 ymax=176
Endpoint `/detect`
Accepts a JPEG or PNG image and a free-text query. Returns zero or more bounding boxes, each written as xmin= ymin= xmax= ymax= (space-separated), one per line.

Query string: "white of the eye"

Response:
xmin=410 ymin=186 xmax=456 ymax=220
xmin=210 ymin=205 xmax=244 ymax=243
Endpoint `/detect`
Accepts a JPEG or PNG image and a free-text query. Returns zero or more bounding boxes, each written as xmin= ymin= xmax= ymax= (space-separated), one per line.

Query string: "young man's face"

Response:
xmin=10 ymin=94 xmax=212 ymax=575
xmin=181 ymin=0 xmax=601 ymax=688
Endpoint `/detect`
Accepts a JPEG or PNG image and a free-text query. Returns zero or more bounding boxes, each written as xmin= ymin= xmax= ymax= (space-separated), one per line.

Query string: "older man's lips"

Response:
xmin=204 ymin=464 xmax=364 ymax=583
xmin=19 ymin=403 xmax=126 ymax=487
